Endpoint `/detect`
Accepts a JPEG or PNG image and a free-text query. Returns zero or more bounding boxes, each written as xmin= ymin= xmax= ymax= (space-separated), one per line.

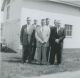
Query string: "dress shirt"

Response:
xmin=57 ymin=27 xmax=61 ymax=34
xmin=25 ymin=24 xmax=33 ymax=43
xmin=26 ymin=24 xmax=33 ymax=35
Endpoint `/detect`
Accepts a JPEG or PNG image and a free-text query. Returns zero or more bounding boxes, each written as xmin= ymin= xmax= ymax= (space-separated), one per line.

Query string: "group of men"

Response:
xmin=20 ymin=17 xmax=65 ymax=65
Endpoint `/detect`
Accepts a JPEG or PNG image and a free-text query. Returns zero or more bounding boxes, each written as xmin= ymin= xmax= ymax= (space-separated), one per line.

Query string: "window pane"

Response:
xmin=65 ymin=24 xmax=68 ymax=29
xmin=70 ymin=25 xmax=72 ymax=30
xmin=70 ymin=31 xmax=72 ymax=36
xmin=67 ymin=31 xmax=69 ymax=36
xmin=65 ymin=24 xmax=72 ymax=37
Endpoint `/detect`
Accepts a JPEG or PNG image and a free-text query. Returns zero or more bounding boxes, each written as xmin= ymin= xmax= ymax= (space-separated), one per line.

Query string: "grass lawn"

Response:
xmin=0 ymin=49 xmax=80 ymax=78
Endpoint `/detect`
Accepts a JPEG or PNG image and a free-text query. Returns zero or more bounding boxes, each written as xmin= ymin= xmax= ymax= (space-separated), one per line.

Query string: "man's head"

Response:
xmin=57 ymin=20 xmax=61 ymax=28
xmin=41 ymin=19 xmax=46 ymax=26
xmin=33 ymin=19 xmax=37 ymax=25
xmin=54 ymin=20 xmax=57 ymax=26
xmin=26 ymin=17 xmax=31 ymax=25
xmin=54 ymin=20 xmax=61 ymax=28
xmin=46 ymin=18 xmax=50 ymax=26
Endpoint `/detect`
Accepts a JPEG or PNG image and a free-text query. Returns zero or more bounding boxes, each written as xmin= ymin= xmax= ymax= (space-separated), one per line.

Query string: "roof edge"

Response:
xmin=49 ymin=0 xmax=80 ymax=8
xmin=1 ymin=0 xmax=80 ymax=11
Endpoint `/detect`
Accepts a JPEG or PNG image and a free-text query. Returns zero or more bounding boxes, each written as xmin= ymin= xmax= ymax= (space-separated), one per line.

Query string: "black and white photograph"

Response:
xmin=0 ymin=0 xmax=80 ymax=78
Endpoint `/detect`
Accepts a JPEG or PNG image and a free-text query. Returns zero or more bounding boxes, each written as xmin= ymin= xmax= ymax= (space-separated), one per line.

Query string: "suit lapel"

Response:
xmin=58 ymin=27 xmax=63 ymax=35
xmin=24 ymin=24 xmax=27 ymax=33
xmin=55 ymin=27 xmax=57 ymax=34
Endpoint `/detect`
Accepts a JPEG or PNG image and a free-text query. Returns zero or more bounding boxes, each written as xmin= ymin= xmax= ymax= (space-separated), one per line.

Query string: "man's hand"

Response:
xmin=55 ymin=39 xmax=59 ymax=43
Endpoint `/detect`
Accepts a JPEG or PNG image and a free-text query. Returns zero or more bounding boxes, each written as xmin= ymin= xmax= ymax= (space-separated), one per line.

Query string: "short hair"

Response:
xmin=41 ymin=19 xmax=45 ymax=21
xmin=26 ymin=17 xmax=31 ymax=21
xmin=46 ymin=18 xmax=50 ymax=20
xmin=54 ymin=20 xmax=57 ymax=23
xmin=57 ymin=20 xmax=60 ymax=24
xmin=54 ymin=20 xmax=60 ymax=23
xmin=34 ymin=19 xmax=37 ymax=22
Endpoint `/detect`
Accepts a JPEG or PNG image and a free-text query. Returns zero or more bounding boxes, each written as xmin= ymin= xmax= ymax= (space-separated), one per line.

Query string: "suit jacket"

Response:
xmin=49 ymin=26 xmax=65 ymax=46
xmin=54 ymin=27 xmax=66 ymax=49
xmin=49 ymin=26 xmax=57 ymax=46
xmin=20 ymin=24 xmax=32 ymax=45
xmin=55 ymin=27 xmax=66 ymax=43
xmin=30 ymin=29 xmax=36 ymax=47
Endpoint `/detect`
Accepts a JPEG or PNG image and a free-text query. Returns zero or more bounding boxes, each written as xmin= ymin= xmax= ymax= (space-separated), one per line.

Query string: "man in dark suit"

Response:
xmin=49 ymin=20 xmax=65 ymax=65
xmin=49 ymin=25 xmax=57 ymax=65
xmin=54 ymin=20 xmax=65 ymax=65
xmin=20 ymin=17 xmax=33 ymax=63
xmin=30 ymin=19 xmax=37 ymax=61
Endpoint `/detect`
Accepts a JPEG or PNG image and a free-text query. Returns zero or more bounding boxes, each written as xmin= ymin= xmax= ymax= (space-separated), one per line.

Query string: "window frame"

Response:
xmin=65 ymin=24 xmax=73 ymax=37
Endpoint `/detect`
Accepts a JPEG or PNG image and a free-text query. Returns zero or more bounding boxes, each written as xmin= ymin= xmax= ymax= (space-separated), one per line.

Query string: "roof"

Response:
xmin=1 ymin=0 xmax=80 ymax=11
xmin=50 ymin=0 xmax=80 ymax=7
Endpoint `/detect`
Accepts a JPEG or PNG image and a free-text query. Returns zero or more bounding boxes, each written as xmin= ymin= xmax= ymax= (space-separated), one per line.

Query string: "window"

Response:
xmin=6 ymin=6 xmax=10 ymax=19
xmin=65 ymin=24 xmax=72 ymax=37
xmin=7 ymin=0 xmax=10 ymax=5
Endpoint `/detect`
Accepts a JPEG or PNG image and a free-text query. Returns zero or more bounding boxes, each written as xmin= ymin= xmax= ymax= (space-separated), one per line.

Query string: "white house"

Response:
xmin=1 ymin=0 xmax=80 ymax=52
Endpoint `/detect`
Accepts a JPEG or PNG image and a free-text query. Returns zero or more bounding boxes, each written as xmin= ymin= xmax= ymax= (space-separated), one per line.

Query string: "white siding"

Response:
xmin=2 ymin=19 xmax=21 ymax=52
xmin=3 ymin=0 xmax=22 ymax=22
xmin=22 ymin=1 xmax=80 ymax=17
xmin=21 ymin=1 xmax=80 ymax=48
xmin=2 ymin=0 xmax=80 ymax=52
xmin=2 ymin=0 xmax=22 ymax=52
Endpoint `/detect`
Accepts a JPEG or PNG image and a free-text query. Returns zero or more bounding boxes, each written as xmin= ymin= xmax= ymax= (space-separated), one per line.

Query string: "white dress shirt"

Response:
xmin=57 ymin=27 xmax=61 ymax=34
xmin=26 ymin=24 xmax=33 ymax=35
xmin=25 ymin=24 xmax=33 ymax=43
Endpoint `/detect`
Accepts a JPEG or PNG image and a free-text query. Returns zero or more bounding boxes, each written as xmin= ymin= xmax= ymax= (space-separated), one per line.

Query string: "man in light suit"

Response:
xmin=35 ymin=19 xmax=50 ymax=65
xmin=20 ymin=17 xmax=33 ymax=63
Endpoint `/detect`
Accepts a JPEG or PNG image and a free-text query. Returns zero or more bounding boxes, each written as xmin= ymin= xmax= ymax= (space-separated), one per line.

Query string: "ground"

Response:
xmin=0 ymin=49 xmax=80 ymax=78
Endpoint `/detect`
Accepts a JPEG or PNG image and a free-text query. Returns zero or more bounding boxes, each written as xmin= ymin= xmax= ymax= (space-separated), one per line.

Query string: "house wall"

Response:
xmin=2 ymin=0 xmax=23 ymax=52
xmin=3 ymin=0 xmax=22 ymax=22
xmin=0 ymin=26 xmax=1 ymax=43
xmin=21 ymin=1 xmax=80 ymax=49
xmin=2 ymin=19 xmax=21 ymax=52
xmin=2 ymin=0 xmax=80 ymax=53
xmin=22 ymin=1 xmax=80 ymax=17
